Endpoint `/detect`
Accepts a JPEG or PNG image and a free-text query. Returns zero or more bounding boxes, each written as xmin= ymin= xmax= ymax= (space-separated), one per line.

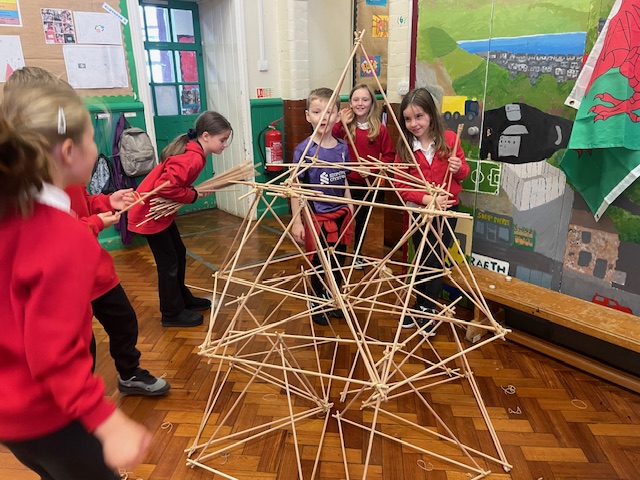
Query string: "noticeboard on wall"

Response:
xmin=0 ymin=0 xmax=134 ymax=101
xmin=354 ymin=0 xmax=388 ymax=92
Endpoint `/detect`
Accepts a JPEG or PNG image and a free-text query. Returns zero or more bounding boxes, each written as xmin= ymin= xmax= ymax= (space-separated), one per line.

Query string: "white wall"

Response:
xmin=199 ymin=0 xmax=254 ymax=217
xmin=242 ymin=0 xmax=354 ymax=99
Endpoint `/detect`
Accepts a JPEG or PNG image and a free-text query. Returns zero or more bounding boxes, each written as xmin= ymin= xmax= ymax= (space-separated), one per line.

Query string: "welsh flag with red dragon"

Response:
xmin=560 ymin=0 xmax=640 ymax=221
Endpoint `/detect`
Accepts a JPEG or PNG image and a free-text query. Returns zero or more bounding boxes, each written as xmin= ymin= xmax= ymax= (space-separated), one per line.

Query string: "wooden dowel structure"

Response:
xmin=187 ymin=29 xmax=510 ymax=480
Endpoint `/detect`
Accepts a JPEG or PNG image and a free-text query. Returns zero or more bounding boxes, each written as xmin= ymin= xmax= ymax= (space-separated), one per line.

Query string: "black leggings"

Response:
xmin=144 ymin=221 xmax=197 ymax=316
xmin=410 ymin=212 xmax=458 ymax=308
xmin=349 ymin=185 xmax=371 ymax=253
xmin=91 ymin=284 xmax=141 ymax=379
xmin=3 ymin=421 xmax=119 ymax=480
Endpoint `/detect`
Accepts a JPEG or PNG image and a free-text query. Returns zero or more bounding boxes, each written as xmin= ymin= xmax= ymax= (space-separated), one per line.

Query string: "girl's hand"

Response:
xmin=95 ymin=409 xmax=152 ymax=472
xmin=436 ymin=193 xmax=454 ymax=210
xmin=339 ymin=107 xmax=354 ymax=124
xmin=448 ymin=156 xmax=462 ymax=174
xmin=109 ymin=189 xmax=135 ymax=210
xmin=292 ymin=222 xmax=305 ymax=244
xmin=194 ymin=186 xmax=209 ymax=198
xmin=98 ymin=211 xmax=121 ymax=228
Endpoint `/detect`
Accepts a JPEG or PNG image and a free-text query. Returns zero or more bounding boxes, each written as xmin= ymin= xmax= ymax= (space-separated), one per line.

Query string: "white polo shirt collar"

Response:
xmin=35 ymin=183 xmax=71 ymax=213
xmin=412 ymin=138 xmax=435 ymax=165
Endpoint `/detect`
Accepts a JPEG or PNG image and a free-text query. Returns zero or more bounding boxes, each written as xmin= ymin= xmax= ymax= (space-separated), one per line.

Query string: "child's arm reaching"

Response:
xmin=291 ymin=195 xmax=305 ymax=244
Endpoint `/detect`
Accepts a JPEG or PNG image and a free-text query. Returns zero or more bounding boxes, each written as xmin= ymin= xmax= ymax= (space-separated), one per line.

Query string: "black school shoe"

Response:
xmin=185 ymin=296 xmax=212 ymax=311
xmin=162 ymin=309 xmax=203 ymax=327
xmin=118 ymin=368 xmax=171 ymax=396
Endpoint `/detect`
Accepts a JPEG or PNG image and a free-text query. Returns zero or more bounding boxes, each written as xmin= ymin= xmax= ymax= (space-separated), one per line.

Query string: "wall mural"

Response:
xmin=415 ymin=0 xmax=640 ymax=314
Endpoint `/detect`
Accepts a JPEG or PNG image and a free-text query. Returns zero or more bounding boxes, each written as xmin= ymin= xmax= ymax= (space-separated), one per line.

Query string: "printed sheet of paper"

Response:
xmin=74 ymin=11 xmax=122 ymax=45
xmin=41 ymin=8 xmax=76 ymax=44
xmin=0 ymin=35 xmax=25 ymax=82
xmin=63 ymin=44 xmax=128 ymax=88
xmin=0 ymin=0 xmax=22 ymax=27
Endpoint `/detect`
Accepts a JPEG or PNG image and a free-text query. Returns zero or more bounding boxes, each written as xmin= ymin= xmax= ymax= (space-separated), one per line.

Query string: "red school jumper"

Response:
xmin=332 ymin=123 xmax=395 ymax=185
xmin=128 ymin=141 xmax=206 ymax=235
xmin=394 ymin=130 xmax=470 ymax=206
xmin=0 ymin=200 xmax=115 ymax=442
xmin=66 ymin=185 xmax=119 ymax=300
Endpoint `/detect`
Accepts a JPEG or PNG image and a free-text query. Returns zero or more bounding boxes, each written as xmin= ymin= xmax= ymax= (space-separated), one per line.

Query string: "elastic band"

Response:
xmin=187 ymin=128 xmax=198 ymax=139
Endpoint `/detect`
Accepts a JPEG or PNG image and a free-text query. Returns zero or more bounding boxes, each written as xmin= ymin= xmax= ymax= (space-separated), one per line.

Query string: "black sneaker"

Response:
xmin=400 ymin=305 xmax=437 ymax=337
xmin=162 ymin=309 xmax=203 ymax=327
xmin=185 ymin=296 xmax=212 ymax=311
xmin=308 ymin=293 xmax=329 ymax=325
xmin=118 ymin=368 xmax=171 ymax=396
xmin=323 ymin=290 xmax=345 ymax=319
xmin=352 ymin=257 xmax=366 ymax=270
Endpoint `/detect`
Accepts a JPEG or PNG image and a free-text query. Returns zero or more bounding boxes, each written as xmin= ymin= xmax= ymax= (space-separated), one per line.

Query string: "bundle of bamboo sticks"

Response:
xmin=136 ymin=160 xmax=257 ymax=227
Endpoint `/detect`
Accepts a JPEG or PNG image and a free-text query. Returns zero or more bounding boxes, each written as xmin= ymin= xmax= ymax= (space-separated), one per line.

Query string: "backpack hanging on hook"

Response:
xmin=119 ymin=123 xmax=157 ymax=177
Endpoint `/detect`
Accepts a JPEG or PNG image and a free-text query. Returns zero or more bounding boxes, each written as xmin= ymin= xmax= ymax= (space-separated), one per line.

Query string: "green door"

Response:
xmin=139 ymin=0 xmax=214 ymax=210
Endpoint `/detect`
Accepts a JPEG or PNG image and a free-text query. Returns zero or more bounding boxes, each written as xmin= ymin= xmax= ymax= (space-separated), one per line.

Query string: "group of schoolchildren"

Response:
xmin=0 ymin=64 xmax=468 ymax=479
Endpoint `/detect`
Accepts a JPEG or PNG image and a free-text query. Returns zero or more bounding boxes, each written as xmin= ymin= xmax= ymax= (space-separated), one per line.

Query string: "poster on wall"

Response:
xmin=0 ymin=35 xmax=24 ymax=82
xmin=355 ymin=0 xmax=388 ymax=90
xmin=0 ymin=0 xmax=21 ymax=27
xmin=74 ymin=12 xmax=122 ymax=45
xmin=359 ymin=55 xmax=381 ymax=77
xmin=372 ymin=14 xmax=388 ymax=38
xmin=41 ymin=8 xmax=76 ymax=44
xmin=63 ymin=44 xmax=128 ymax=89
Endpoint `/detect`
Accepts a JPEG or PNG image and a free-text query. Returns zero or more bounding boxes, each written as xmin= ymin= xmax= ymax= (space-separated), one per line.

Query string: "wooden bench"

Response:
xmin=446 ymin=265 xmax=640 ymax=393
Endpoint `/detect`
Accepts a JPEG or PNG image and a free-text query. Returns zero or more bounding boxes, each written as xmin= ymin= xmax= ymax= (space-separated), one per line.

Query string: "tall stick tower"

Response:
xmin=186 ymin=31 xmax=511 ymax=479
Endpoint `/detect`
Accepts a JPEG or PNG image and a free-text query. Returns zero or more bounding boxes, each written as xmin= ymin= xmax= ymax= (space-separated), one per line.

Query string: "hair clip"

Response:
xmin=57 ymin=106 xmax=67 ymax=135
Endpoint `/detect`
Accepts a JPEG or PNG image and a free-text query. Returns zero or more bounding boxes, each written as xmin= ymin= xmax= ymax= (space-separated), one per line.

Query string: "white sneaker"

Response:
xmin=353 ymin=257 xmax=366 ymax=270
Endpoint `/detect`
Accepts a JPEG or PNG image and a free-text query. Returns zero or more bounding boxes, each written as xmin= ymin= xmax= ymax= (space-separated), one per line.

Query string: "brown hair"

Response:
xmin=345 ymin=83 xmax=381 ymax=141
xmin=160 ymin=110 xmax=233 ymax=161
xmin=0 ymin=115 xmax=53 ymax=218
xmin=396 ymin=87 xmax=449 ymax=165
xmin=306 ymin=87 xmax=341 ymax=113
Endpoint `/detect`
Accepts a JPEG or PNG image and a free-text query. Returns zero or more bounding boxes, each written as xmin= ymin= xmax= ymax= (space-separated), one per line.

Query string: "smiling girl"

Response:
xmin=332 ymin=84 xmax=395 ymax=269
xmin=393 ymin=87 xmax=469 ymax=334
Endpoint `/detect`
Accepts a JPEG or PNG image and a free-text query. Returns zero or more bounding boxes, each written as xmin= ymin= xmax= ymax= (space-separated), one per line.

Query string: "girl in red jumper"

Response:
xmin=4 ymin=65 xmax=169 ymax=396
xmin=333 ymin=84 xmax=395 ymax=269
xmin=0 ymin=86 xmax=150 ymax=479
xmin=128 ymin=111 xmax=232 ymax=327
xmin=393 ymin=87 xmax=470 ymax=333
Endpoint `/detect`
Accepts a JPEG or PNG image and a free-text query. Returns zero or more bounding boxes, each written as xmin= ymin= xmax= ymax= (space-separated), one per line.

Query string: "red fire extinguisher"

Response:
xmin=262 ymin=118 xmax=284 ymax=173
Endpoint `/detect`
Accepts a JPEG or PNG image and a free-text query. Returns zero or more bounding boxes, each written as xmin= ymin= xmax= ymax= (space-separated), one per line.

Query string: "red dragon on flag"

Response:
xmin=561 ymin=0 xmax=640 ymax=220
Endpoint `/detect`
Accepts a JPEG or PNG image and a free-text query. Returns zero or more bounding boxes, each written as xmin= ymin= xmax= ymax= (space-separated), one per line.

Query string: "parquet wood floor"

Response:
xmin=2 ymin=207 xmax=639 ymax=480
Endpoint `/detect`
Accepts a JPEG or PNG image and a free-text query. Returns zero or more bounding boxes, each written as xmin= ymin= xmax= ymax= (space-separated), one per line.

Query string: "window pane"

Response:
xmin=145 ymin=51 xmax=152 ymax=84
xmin=171 ymin=9 xmax=194 ymax=42
xmin=154 ymin=86 xmax=179 ymax=116
xmin=144 ymin=6 xmax=170 ymax=42
xmin=149 ymin=50 xmax=175 ymax=83
xmin=180 ymin=85 xmax=201 ymax=115
xmin=175 ymin=50 xmax=198 ymax=83
xmin=139 ymin=6 xmax=146 ymax=42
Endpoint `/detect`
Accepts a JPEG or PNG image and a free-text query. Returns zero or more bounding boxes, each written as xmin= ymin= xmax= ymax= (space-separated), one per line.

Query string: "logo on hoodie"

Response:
xmin=320 ymin=172 xmax=329 ymax=185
